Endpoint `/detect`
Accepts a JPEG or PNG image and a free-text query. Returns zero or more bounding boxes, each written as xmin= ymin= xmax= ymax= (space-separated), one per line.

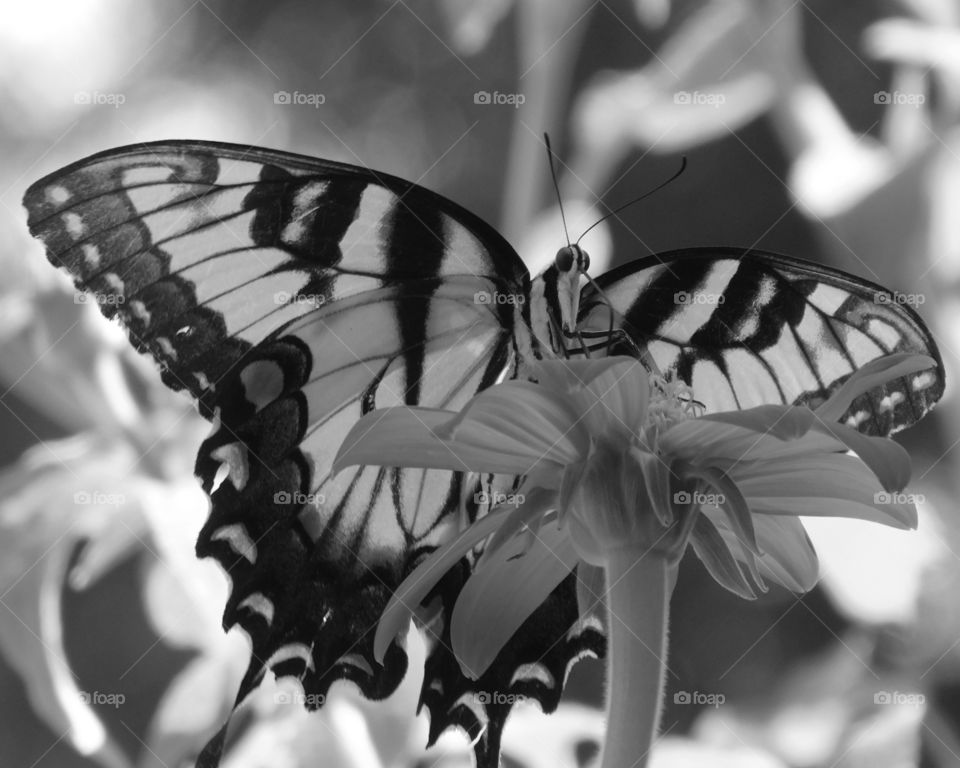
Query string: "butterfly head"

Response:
xmin=553 ymin=244 xmax=590 ymax=333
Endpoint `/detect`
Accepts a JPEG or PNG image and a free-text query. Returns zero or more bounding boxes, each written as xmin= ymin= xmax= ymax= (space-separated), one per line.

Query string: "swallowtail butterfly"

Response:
xmin=23 ymin=141 xmax=944 ymax=767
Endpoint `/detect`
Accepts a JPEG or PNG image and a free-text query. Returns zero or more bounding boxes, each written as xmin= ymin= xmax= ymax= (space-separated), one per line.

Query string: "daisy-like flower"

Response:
xmin=333 ymin=352 xmax=932 ymax=768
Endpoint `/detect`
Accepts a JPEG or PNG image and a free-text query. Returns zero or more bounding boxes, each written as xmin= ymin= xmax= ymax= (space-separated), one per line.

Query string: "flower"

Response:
xmin=335 ymin=353 xmax=930 ymax=677
xmin=334 ymin=351 xmax=933 ymax=768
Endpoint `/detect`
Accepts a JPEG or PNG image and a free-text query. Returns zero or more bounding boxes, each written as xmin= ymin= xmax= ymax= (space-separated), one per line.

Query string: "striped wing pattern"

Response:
xmin=578 ymin=248 xmax=944 ymax=436
xmin=23 ymin=141 xmax=603 ymax=768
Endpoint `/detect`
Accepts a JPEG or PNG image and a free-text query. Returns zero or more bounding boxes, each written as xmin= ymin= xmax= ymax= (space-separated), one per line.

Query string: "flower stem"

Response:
xmin=600 ymin=549 xmax=670 ymax=768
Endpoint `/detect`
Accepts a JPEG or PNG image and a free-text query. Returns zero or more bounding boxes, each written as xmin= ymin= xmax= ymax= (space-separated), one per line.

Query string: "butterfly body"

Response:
xmin=23 ymin=141 xmax=944 ymax=767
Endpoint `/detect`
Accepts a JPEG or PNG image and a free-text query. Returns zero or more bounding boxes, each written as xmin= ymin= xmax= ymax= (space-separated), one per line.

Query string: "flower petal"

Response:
xmin=679 ymin=464 xmax=758 ymax=555
xmin=707 ymin=510 xmax=820 ymax=593
xmin=701 ymin=404 xmax=815 ymax=440
xmin=530 ymin=357 xmax=636 ymax=395
xmin=438 ymin=379 xmax=591 ymax=465
xmin=689 ymin=516 xmax=760 ymax=599
xmin=752 ymin=516 xmax=820 ymax=593
xmin=660 ymin=418 xmax=842 ymax=466
xmin=734 ymin=454 xmax=917 ymax=528
xmin=450 ymin=519 xmax=579 ymax=678
xmin=570 ymin=357 xmax=650 ymax=436
xmin=334 ymin=403 xmax=571 ymax=480
xmin=815 ymin=353 xmax=939 ymax=423
xmin=810 ymin=419 xmax=912 ymax=492
xmin=373 ymin=504 xmax=522 ymax=664
xmin=476 ymin=488 xmax=557 ymax=566
xmin=632 ymin=447 xmax=674 ymax=526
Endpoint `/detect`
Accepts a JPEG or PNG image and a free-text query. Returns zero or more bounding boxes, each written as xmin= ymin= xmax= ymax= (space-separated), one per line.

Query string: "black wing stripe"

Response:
xmin=580 ymin=247 xmax=944 ymax=436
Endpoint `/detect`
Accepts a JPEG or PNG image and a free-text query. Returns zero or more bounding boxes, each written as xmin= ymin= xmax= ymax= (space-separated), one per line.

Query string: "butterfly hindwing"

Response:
xmin=578 ymin=247 xmax=944 ymax=436
xmin=24 ymin=141 xmax=597 ymax=768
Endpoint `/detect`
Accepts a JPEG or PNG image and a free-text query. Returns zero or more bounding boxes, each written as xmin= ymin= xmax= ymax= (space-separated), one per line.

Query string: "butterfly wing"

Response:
xmin=577 ymin=247 xmax=943 ymax=435
xmin=23 ymin=141 xmax=598 ymax=767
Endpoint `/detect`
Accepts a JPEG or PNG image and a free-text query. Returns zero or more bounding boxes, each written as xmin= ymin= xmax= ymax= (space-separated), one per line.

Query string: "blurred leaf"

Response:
xmin=0 ymin=434 xmax=158 ymax=768
xmin=693 ymin=636 xmax=926 ymax=768
xmin=650 ymin=737 xmax=785 ymax=768
xmin=634 ymin=0 xmax=671 ymax=29
xmin=437 ymin=0 xmax=513 ymax=55
xmin=568 ymin=0 xmax=789 ymax=202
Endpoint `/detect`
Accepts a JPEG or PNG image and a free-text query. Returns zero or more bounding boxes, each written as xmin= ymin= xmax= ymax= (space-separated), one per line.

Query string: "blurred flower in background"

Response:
xmin=1 ymin=1 xmax=959 ymax=767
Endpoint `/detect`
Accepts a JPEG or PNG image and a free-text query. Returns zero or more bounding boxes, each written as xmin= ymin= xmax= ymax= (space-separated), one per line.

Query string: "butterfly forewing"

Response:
xmin=23 ymin=141 xmax=602 ymax=768
xmin=578 ymin=247 xmax=944 ymax=436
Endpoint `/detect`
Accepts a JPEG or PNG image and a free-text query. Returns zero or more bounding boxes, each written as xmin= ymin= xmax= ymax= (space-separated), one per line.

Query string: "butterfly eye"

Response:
xmin=555 ymin=247 xmax=575 ymax=272
xmin=579 ymin=250 xmax=591 ymax=272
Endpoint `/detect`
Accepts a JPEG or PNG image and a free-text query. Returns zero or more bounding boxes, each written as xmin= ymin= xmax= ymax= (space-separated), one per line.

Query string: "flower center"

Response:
xmin=643 ymin=374 xmax=701 ymax=449
xmin=564 ymin=374 xmax=703 ymax=566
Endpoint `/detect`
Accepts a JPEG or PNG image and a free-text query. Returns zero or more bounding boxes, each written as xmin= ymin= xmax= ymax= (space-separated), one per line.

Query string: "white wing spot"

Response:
xmin=282 ymin=181 xmax=329 ymax=243
xmin=82 ymin=244 xmax=101 ymax=269
xmin=210 ymin=441 xmax=250 ymax=491
xmin=509 ymin=663 xmax=555 ymax=689
xmin=194 ymin=371 xmax=212 ymax=390
xmin=104 ymin=273 xmax=125 ymax=294
xmin=912 ymin=370 xmax=937 ymax=392
xmin=46 ymin=185 xmax=71 ymax=204
xmin=846 ymin=410 xmax=870 ymax=427
xmin=566 ymin=614 xmax=603 ymax=641
xmin=265 ymin=643 xmax=316 ymax=672
xmin=239 ymin=593 xmax=275 ymax=625
xmin=453 ymin=693 xmax=487 ymax=723
xmin=63 ymin=212 xmax=85 ymax=238
xmin=337 ymin=654 xmax=373 ymax=676
xmin=879 ymin=391 xmax=906 ymax=413
xmin=211 ymin=523 xmax=258 ymax=564
xmin=129 ymin=300 xmax=151 ymax=324
xmin=155 ymin=337 xmax=178 ymax=360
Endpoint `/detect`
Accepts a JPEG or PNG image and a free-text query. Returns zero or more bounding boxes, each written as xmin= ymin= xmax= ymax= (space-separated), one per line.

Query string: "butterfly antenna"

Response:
xmin=544 ymin=133 xmax=572 ymax=248
xmin=576 ymin=156 xmax=688 ymax=246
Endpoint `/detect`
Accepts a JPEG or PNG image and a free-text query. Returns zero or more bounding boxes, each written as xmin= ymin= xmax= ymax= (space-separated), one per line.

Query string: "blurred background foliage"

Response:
xmin=1 ymin=0 xmax=959 ymax=766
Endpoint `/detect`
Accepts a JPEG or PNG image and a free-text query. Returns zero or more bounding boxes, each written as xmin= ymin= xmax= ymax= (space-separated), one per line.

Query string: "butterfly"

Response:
xmin=23 ymin=141 xmax=944 ymax=767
